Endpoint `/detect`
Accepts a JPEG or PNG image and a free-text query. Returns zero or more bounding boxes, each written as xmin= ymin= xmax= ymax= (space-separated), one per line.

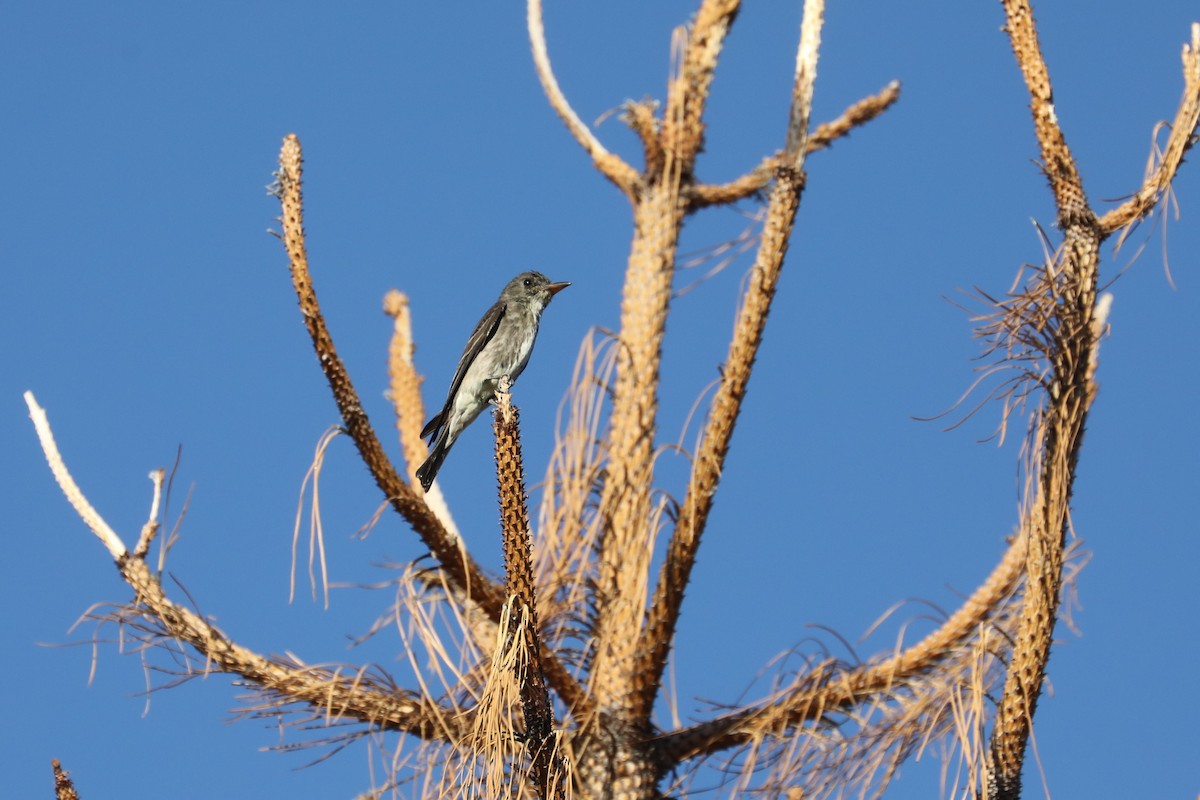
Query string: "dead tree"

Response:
xmin=28 ymin=2 xmax=1200 ymax=798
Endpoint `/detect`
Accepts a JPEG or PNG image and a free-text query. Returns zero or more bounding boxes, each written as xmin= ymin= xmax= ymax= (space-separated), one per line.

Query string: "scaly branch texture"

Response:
xmin=383 ymin=290 xmax=431 ymax=489
xmin=275 ymin=135 xmax=586 ymax=718
xmin=984 ymin=7 xmax=1198 ymax=799
xmin=276 ymin=136 xmax=493 ymax=604
xmin=986 ymin=3 xmax=1099 ymax=796
xmin=494 ymin=385 xmax=566 ymax=799
xmin=52 ymin=760 xmax=80 ymax=800
xmin=632 ymin=0 xmax=826 ymax=721
xmin=586 ymin=0 xmax=742 ymax=731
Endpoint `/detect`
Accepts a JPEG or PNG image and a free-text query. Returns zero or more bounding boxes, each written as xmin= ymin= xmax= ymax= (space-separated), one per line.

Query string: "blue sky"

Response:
xmin=3 ymin=3 xmax=1197 ymax=798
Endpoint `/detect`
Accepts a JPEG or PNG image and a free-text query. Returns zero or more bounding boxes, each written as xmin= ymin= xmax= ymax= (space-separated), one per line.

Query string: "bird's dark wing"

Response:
xmin=421 ymin=300 xmax=507 ymax=440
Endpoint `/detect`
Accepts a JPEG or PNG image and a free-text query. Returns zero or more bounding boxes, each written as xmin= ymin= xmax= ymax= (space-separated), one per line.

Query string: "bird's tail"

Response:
xmin=416 ymin=436 xmax=450 ymax=492
xmin=420 ymin=411 xmax=445 ymax=441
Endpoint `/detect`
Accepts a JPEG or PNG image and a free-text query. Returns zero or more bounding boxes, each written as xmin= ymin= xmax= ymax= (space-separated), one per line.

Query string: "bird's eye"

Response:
xmin=523 ymin=278 xmax=533 ymax=287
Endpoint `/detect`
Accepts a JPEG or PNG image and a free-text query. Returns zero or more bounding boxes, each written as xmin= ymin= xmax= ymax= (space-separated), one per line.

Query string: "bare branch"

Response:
xmin=585 ymin=0 xmax=744 ymax=725
xmin=383 ymin=290 xmax=460 ymax=537
xmin=1001 ymin=0 xmax=1092 ymax=225
xmin=276 ymin=135 xmax=490 ymax=598
xmin=383 ymin=290 xmax=430 ymax=489
xmin=494 ymin=383 xmax=567 ymax=799
xmin=807 ymin=80 xmax=901 ymax=155
xmin=784 ymin=0 xmax=825 ymax=162
xmin=275 ymin=135 xmax=586 ymax=715
xmin=28 ymin=393 xmax=462 ymax=742
xmin=632 ymin=0 xmax=824 ymax=724
xmin=653 ymin=529 xmax=1028 ymax=766
xmin=622 ymin=100 xmax=664 ymax=178
xmin=527 ymin=0 xmax=639 ymax=197
xmin=133 ymin=468 xmax=165 ymax=559
xmin=984 ymin=4 xmax=1110 ymax=795
xmin=662 ymin=0 xmax=742 ymax=169
xmin=1099 ymin=23 xmax=1200 ymax=235
xmin=688 ymin=81 xmax=901 ymax=209
xmin=25 ymin=392 xmax=126 ymax=561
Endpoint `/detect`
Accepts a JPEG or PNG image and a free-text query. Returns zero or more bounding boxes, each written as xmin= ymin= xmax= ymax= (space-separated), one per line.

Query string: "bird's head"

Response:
xmin=504 ymin=271 xmax=570 ymax=312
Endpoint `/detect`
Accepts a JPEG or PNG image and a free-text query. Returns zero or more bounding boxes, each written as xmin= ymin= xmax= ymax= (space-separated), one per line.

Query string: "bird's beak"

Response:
xmin=546 ymin=281 xmax=571 ymax=296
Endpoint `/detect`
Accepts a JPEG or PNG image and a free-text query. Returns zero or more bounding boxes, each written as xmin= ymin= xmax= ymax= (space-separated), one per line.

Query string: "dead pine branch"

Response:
xmin=687 ymin=80 xmax=902 ymax=210
xmin=273 ymin=135 xmax=494 ymax=607
xmin=1099 ymin=22 xmax=1200 ymax=236
xmin=633 ymin=0 xmax=825 ymax=725
xmin=652 ymin=529 xmax=1029 ymax=768
xmin=983 ymin=7 xmax=1200 ymax=799
xmin=273 ymin=134 xmax=587 ymax=718
xmin=25 ymin=391 xmax=462 ymax=744
xmin=526 ymin=0 xmax=900 ymax=796
xmin=493 ymin=379 xmax=567 ymax=800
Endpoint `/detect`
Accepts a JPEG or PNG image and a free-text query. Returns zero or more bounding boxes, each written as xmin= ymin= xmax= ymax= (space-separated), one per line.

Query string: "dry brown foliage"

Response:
xmin=27 ymin=3 xmax=1200 ymax=799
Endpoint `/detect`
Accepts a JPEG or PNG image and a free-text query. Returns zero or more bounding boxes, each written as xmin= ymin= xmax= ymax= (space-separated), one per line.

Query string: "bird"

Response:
xmin=416 ymin=271 xmax=570 ymax=491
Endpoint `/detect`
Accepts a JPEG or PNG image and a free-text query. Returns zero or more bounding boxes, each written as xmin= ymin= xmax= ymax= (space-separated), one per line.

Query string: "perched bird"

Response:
xmin=416 ymin=271 xmax=570 ymax=491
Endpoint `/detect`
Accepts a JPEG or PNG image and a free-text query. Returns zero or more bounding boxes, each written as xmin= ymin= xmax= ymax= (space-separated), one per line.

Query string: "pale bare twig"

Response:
xmin=527 ymin=0 xmax=639 ymax=197
xmin=25 ymin=392 xmax=126 ymax=560
xmin=383 ymin=290 xmax=429 ymax=488
xmin=784 ymin=0 xmax=825 ymax=163
xmin=133 ymin=468 xmax=165 ymax=559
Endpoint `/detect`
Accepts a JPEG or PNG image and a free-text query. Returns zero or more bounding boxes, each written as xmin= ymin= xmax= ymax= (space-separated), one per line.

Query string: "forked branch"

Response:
xmin=273 ymin=135 xmax=505 ymax=615
xmin=978 ymin=3 xmax=1194 ymax=796
xmin=527 ymin=0 xmax=639 ymax=198
xmin=273 ymin=134 xmax=587 ymax=715
xmin=632 ymin=0 xmax=826 ymax=724
xmin=1099 ymin=23 xmax=1200 ymax=235
xmin=25 ymin=392 xmax=461 ymax=742
xmin=688 ymin=81 xmax=901 ymax=209
xmin=585 ymin=0 xmax=746 ymax=718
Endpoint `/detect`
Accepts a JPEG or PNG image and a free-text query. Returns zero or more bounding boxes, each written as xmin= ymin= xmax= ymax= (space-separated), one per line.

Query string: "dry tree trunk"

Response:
xmin=26 ymin=3 xmax=1200 ymax=800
